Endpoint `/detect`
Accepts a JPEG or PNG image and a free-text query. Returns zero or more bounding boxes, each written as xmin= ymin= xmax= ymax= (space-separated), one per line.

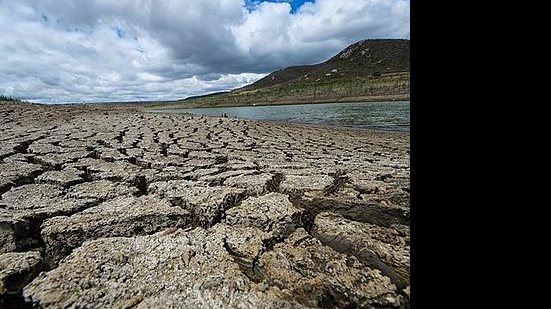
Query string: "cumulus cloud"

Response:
xmin=0 ymin=0 xmax=409 ymax=103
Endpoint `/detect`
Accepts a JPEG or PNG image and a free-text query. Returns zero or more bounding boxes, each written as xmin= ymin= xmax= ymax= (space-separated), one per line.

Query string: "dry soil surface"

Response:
xmin=0 ymin=101 xmax=410 ymax=308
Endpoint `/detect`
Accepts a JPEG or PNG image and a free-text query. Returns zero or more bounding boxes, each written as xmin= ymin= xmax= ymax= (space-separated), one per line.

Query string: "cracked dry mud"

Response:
xmin=0 ymin=101 xmax=410 ymax=308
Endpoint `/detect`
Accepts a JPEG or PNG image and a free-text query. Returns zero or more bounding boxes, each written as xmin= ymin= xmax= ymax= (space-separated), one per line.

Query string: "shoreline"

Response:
xmin=150 ymin=98 xmax=411 ymax=110
xmin=148 ymin=109 xmax=411 ymax=135
xmin=149 ymin=93 xmax=410 ymax=110
xmin=148 ymin=100 xmax=410 ymax=134
xmin=1 ymin=101 xmax=410 ymax=308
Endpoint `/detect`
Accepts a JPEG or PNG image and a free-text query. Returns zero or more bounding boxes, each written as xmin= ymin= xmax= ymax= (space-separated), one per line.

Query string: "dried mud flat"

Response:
xmin=0 ymin=101 xmax=410 ymax=308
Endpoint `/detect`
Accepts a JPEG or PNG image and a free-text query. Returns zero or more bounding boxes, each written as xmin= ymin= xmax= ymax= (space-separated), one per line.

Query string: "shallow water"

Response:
xmin=154 ymin=101 xmax=410 ymax=132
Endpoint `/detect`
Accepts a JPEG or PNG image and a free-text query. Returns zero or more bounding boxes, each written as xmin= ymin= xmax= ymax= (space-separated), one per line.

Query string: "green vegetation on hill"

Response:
xmin=156 ymin=39 xmax=410 ymax=109
xmin=161 ymin=72 xmax=409 ymax=108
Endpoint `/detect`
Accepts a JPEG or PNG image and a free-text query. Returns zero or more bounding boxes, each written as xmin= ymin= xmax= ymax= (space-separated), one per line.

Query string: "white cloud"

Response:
xmin=0 ymin=0 xmax=409 ymax=103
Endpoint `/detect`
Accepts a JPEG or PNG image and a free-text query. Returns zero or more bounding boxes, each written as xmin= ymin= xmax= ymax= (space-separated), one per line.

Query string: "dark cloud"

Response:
xmin=0 ymin=0 xmax=409 ymax=103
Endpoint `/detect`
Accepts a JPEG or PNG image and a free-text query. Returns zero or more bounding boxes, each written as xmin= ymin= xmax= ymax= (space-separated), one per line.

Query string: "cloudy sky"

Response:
xmin=0 ymin=0 xmax=409 ymax=104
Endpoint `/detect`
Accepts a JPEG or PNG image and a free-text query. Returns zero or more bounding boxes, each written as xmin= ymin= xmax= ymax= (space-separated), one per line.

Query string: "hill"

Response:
xmin=241 ymin=39 xmax=409 ymax=91
xmin=158 ymin=39 xmax=410 ymax=108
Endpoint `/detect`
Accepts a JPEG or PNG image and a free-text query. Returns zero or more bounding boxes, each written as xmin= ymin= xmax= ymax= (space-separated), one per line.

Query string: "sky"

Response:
xmin=0 ymin=0 xmax=410 ymax=104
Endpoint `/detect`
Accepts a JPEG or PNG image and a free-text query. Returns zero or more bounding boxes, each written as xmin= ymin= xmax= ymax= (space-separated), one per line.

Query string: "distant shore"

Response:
xmin=9 ymin=93 xmax=409 ymax=109
xmin=149 ymin=93 xmax=410 ymax=110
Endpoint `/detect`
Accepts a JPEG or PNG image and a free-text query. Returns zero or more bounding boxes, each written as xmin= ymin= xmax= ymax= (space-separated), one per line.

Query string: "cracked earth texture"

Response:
xmin=0 ymin=101 xmax=409 ymax=308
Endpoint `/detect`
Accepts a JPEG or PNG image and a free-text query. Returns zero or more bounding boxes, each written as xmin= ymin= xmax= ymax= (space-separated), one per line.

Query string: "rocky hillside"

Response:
xmin=165 ymin=39 xmax=410 ymax=108
xmin=239 ymin=39 xmax=410 ymax=92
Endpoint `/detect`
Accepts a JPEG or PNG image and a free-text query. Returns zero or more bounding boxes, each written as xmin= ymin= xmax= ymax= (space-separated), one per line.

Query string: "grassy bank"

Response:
xmin=152 ymin=72 xmax=409 ymax=109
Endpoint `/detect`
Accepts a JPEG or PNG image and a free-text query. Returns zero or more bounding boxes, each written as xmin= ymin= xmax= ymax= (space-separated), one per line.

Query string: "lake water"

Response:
xmin=154 ymin=101 xmax=410 ymax=132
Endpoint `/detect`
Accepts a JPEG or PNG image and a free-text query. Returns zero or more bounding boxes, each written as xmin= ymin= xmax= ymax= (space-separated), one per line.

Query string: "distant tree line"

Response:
xmin=0 ymin=95 xmax=22 ymax=102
